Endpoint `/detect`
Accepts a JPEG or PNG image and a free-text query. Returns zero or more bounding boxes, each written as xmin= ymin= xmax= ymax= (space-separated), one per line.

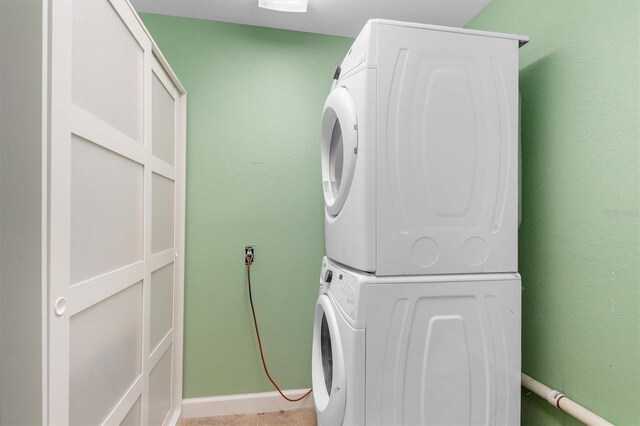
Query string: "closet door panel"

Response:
xmin=146 ymin=59 xmax=179 ymax=425
xmin=152 ymin=73 xmax=176 ymax=165
xmin=50 ymin=0 xmax=152 ymax=424
xmin=150 ymin=262 xmax=174 ymax=351
xmin=148 ymin=347 xmax=173 ymax=426
xmin=72 ymin=0 xmax=143 ymax=142
xmin=69 ymin=282 xmax=143 ymax=426
xmin=70 ymin=135 xmax=144 ymax=284
xmin=152 ymin=172 xmax=175 ymax=254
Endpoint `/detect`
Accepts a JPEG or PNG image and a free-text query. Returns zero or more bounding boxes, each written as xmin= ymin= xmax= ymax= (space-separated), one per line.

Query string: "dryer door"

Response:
xmin=321 ymin=87 xmax=358 ymax=217
xmin=312 ymin=294 xmax=346 ymax=425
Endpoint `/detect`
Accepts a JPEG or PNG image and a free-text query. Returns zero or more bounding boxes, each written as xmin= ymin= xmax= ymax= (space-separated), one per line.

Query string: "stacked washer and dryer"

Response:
xmin=311 ymin=20 xmax=528 ymax=426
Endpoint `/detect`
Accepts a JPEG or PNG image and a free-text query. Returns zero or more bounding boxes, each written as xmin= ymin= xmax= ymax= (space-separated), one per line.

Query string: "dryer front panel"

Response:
xmin=364 ymin=278 xmax=521 ymax=426
xmin=323 ymin=69 xmax=377 ymax=273
xmin=375 ymin=24 xmax=520 ymax=275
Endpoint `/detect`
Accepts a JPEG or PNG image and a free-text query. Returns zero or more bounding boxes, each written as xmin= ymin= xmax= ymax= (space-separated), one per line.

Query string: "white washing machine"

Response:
xmin=321 ymin=20 xmax=528 ymax=276
xmin=312 ymin=257 xmax=521 ymax=426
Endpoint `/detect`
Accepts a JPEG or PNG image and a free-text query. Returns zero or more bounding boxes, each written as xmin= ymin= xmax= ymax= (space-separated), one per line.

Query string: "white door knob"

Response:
xmin=54 ymin=297 xmax=67 ymax=316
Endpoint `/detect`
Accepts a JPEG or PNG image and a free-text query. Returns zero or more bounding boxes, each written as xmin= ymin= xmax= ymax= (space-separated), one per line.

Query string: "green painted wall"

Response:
xmin=467 ymin=1 xmax=640 ymax=425
xmin=140 ymin=14 xmax=352 ymax=398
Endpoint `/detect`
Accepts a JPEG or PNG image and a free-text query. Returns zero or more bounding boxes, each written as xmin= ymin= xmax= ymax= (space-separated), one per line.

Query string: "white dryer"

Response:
xmin=312 ymin=257 xmax=521 ymax=425
xmin=321 ymin=20 xmax=528 ymax=275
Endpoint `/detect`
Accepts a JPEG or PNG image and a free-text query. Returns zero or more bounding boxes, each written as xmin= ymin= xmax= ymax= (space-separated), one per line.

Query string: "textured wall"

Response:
xmin=140 ymin=14 xmax=352 ymax=398
xmin=467 ymin=1 xmax=640 ymax=424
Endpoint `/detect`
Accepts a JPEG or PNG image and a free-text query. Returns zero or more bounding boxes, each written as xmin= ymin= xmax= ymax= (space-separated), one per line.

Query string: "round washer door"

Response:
xmin=312 ymin=294 xmax=346 ymax=425
xmin=321 ymin=87 xmax=358 ymax=217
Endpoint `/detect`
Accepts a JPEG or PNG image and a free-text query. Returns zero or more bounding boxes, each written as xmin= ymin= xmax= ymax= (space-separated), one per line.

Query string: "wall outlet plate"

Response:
xmin=245 ymin=246 xmax=255 ymax=264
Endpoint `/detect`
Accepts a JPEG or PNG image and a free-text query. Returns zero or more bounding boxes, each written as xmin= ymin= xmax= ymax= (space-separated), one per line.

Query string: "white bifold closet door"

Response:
xmin=49 ymin=0 xmax=185 ymax=425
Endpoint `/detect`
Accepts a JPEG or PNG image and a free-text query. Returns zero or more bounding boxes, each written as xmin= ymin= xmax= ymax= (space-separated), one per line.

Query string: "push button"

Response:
xmin=324 ymin=269 xmax=333 ymax=283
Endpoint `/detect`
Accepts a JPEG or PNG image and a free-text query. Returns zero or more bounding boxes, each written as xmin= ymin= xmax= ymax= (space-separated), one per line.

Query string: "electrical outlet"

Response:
xmin=245 ymin=246 xmax=255 ymax=264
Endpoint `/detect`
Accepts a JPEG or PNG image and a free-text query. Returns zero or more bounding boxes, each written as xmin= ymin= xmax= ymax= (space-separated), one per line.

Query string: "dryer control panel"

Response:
xmin=321 ymin=260 xmax=360 ymax=320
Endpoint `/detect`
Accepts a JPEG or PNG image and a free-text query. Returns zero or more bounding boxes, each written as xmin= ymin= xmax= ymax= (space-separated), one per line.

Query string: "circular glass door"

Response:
xmin=321 ymin=87 xmax=358 ymax=217
xmin=312 ymin=295 xmax=346 ymax=425
xmin=320 ymin=313 xmax=333 ymax=395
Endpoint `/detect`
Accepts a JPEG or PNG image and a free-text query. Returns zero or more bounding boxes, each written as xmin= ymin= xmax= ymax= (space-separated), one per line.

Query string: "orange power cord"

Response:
xmin=246 ymin=255 xmax=313 ymax=402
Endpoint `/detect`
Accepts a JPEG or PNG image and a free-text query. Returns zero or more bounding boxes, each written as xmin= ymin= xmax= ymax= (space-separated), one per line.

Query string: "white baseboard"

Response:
xmin=181 ymin=389 xmax=315 ymax=419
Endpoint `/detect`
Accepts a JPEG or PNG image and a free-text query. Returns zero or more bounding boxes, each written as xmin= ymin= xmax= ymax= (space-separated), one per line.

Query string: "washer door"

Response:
xmin=312 ymin=294 xmax=346 ymax=425
xmin=321 ymin=87 xmax=358 ymax=217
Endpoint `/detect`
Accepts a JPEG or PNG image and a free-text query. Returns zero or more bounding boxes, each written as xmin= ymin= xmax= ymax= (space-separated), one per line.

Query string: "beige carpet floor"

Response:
xmin=179 ymin=408 xmax=316 ymax=426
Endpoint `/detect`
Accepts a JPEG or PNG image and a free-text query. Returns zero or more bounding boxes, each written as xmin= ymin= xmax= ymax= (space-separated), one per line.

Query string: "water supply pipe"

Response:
xmin=521 ymin=373 xmax=614 ymax=426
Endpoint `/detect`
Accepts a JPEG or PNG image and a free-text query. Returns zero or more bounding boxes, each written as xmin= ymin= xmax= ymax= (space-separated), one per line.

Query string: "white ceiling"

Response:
xmin=130 ymin=0 xmax=491 ymax=38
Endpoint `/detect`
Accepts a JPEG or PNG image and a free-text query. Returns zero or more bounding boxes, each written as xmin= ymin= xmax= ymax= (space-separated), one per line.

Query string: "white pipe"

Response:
xmin=521 ymin=373 xmax=614 ymax=426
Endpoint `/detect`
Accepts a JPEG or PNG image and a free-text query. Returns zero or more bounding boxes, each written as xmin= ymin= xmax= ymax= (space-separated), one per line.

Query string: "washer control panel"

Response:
xmin=321 ymin=260 xmax=359 ymax=320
